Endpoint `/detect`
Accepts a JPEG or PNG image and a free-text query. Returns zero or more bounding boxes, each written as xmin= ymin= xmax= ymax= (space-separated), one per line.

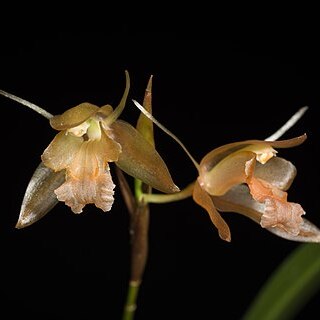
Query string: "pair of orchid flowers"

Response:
xmin=1 ymin=70 xmax=319 ymax=243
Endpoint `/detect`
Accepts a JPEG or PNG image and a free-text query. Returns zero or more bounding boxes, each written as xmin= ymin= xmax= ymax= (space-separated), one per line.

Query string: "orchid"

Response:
xmin=0 ymin=71 xmax=178 ymax=228
xmin=2 ymin=72 xmax=320 ymax=320
xmin=194 ymin=135 xmax=319 ymax=242
xmin=133 ymin=101 xmax=320 ymax=243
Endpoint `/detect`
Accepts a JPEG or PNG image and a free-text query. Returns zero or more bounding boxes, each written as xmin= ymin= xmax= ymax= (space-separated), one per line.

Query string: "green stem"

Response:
xmin=122 ymin=281 xmax=141 ymax=320
xmin=134 ymin=178 xmax=143 ymax=201
xmin=140 ymin=182 xmax=195 ymax=204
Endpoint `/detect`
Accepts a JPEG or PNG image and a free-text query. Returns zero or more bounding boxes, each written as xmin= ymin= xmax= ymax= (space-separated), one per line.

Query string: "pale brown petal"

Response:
xmin=199 ymin=135 xmax=306 ymax=177
xmin=193 ymin=180 xmax=231 ymax=242
xmin=111 ymin=120 xmax=179 ymax=194
xmin=247 ymin=177 xmax=287 ymax=203
xmin=41 ymin=131 xmax=83 ymax=172
xmin=247 ymin=177 xmax=305 ymax=235
xmin=266 ymin=134 xmax=307 ymax=148
xmin=214 ymin=185 xmax=320 ymax=243
xmin=199 ymin=151 xmax=256 ymax=196
xmin=50 ymin=103 xmax=99 ymax=130
xmin=261 ymin=198 xmax=305 ymax=235
xmin=54 ymin=132 xmax=121 ymax=213
xmin=98 ymin=130 xmax=122 ymax=163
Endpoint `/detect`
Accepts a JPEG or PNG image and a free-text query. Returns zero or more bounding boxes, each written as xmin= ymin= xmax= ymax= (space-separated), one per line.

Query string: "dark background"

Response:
xmin=1 ymin=31 xmax=319 ymax=319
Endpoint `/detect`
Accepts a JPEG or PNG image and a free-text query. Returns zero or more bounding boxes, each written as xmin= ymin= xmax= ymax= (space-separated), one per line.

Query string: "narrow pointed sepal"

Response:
xmin=112 ymin=120 xmax=179 ymax=194
xmin=16 ymin=162 xmax=65 ymax=228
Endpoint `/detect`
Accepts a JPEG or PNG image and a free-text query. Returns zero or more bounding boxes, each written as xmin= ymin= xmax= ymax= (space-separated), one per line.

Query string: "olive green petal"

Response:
xmin=50 ymin=102 xmax=99 ymax=130
xmin=16 ymin=163 xmax=65 ymax=228
xmin=111 ymin=120 xmax=179 ymax=194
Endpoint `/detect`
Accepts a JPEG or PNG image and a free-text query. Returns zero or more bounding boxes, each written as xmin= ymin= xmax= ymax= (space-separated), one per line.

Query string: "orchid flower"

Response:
xmin=0 ymin=71 xmax=178 ymax=227
xmin=134 ymin=101 xmax=320 ymax=243
xmin=194 ymin=135 xmax=309 ymax=242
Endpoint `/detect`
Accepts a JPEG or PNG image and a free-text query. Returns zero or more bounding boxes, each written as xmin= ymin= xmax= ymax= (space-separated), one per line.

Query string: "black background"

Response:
xmin=1 ymin=31 xmax=320 ymax=319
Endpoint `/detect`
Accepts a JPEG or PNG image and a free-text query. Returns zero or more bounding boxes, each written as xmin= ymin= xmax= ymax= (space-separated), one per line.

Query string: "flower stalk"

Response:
xmin=118 ymin=76 xmax=154 ymax=320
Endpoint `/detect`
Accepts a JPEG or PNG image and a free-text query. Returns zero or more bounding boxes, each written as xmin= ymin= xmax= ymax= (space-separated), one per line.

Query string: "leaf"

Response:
xmin=242 ymin=243 xmax=320 ymax=320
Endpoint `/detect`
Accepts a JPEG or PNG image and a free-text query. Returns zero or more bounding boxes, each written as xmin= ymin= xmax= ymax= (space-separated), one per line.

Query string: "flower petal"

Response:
xmin=54 ymin=132 xmax=121 ymax=213
xmin=16 ymin=162 xmax=65 ymax=228
xmin=50 ymin=102 xmax=99 ymax=130
xmin=41 ymin=131 xmax=83 ymax=171
xmin=199 ymin=151 xmax=256 ymax=196
xmin=193 ymin=180 xmax=231 ymax=242
xmin=266 ymin=134 xmax=307 ymax=148
xmin=254 ymin=157 xmax=297 ymax=191
xmin=214 ymin=185 xmax=320 ymax=242
xmin=55 ymin=168 xmax=115 ymax=213
xmin=247 ymin=177 xmax=305 ymax=236
xmin=199 ymin=135 xmax=306 ymax=177
xmin=260 ymin=197 xmax=305 ymax=235
xmin=111 ymin=120 xmax=179 ymax=194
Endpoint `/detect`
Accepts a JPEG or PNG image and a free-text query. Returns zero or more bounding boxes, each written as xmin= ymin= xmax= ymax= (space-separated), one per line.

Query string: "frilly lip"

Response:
xmin=214 ymin=184 xmax=320 ymax=243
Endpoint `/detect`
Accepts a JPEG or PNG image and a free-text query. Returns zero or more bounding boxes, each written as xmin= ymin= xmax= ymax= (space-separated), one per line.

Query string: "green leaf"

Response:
xmin=242 ymin=243 xmax=320 ymax=320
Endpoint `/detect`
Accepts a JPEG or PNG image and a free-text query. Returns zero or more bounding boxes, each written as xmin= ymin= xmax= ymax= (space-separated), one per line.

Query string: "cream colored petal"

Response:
xmin=68 ymin=133 xmax=121 ymax=180
xmin=199 ymin=151 xmax=256 ymax=196
xmin=260 ymin=197 xmax=305 ymax=235
xmin=111 ymin=120 xmax=179 ymax=194
xmin=193 ymin=180 xmax=231 ymax=242
xmin=214 ymin=185 xmax=320 ymax=243
xmin=50 ymin=102 xmax=99 ymax=130
xmin=54 ymin=134 xmax=121 ymax=213
xmin=247 ymin=177 xmax=305 ymax=235
xmin=41 ymin=131 xmax=83 ymax=172
xmin=55 ymin=169 xmax=115 ymax=213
